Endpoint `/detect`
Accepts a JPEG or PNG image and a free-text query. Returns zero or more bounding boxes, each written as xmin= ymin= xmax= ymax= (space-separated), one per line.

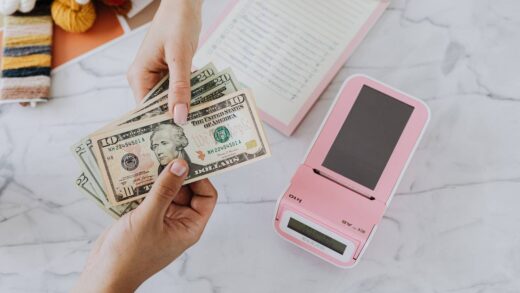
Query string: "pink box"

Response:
xmin=274 ymin=75 xmax=430 ymax=268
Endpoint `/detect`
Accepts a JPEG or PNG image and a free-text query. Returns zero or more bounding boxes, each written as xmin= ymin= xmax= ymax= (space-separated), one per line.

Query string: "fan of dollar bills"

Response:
xmin=72 ymin=63 xmax=271 ymax=218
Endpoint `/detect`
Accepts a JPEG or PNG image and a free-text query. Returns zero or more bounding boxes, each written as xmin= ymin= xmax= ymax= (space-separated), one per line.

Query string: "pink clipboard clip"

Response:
xmin=274 ymin=75 xmax=430 ymax=268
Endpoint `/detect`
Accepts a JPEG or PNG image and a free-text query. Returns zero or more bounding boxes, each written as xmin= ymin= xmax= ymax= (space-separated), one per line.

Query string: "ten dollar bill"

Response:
xmin=91 ymin=89 xmax=271 ymax=206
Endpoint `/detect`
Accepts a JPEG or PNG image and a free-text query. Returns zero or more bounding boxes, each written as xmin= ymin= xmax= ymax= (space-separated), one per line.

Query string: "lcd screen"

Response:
xmin=323 ymin=85 xmax=414 ymax=190
xmin=288 ymin=217 xmax=346 ymax=255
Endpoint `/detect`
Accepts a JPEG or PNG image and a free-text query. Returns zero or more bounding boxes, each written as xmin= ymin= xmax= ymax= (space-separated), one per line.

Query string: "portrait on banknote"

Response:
xmin=150 ymin=123 xmax=197 ymax=175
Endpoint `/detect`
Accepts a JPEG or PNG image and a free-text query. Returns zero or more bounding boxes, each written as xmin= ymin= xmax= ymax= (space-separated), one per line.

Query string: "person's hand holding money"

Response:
xmin=127 ymin=0 xmax=202 ymax=125
xmin=72 ymin=160 xmax=218 ymax=292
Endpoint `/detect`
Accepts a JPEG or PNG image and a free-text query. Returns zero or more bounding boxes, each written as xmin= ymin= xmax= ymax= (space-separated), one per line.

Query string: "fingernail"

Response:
xmin=170 ymin=160 xmax=187 ymax=176
xmin=173 ymin=103 xmax=188 ymax=125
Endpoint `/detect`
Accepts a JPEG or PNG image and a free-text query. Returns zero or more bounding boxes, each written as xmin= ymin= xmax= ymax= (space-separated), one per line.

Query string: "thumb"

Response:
xmin=139 ymin=159 xmax=189 ymax=219
xmin=166 ymin=49 xmax=192 ymax=125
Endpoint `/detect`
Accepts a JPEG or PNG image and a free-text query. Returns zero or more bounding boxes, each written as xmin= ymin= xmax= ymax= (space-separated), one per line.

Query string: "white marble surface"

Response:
xmin=1 ymin=0 xmax=520 ymax=292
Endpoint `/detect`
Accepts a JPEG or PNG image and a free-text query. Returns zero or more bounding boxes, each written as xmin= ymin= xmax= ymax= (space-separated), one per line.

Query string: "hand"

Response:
xmin=72 ymin=160 xmax=218 ymax=292
xmin=127 ymin=0 xmax=203 ymax=124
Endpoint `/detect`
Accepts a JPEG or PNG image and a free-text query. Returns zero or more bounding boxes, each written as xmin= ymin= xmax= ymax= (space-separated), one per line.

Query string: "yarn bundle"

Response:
xmin=2 ymin=0 xmax=132 ymax=33
xmin=0 ymin=0 xmax=132 ymax=106
xmin=0 ymin=0 xmax=53 ymax=106
xmin=51 ymin=0 xmax=132 ymax=33
xmin=0 ymin=0 xmax=37 ymax=15
xmin=51 ymin=0 xmax=96 ymax=33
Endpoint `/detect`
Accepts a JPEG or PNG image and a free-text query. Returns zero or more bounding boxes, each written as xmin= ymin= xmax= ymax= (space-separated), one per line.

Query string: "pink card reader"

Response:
xmin=274 ymin=75 xmax=430 ymax=268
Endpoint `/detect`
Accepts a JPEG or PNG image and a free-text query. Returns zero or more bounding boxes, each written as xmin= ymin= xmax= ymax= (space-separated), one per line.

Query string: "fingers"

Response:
xmin=127 ymin=65 xmax=164 ymax=103
xmin=139 ymin=159 xmax=189 ymax=220
xmin=165 ymin=46 xmax=192 ymax=124
xmin=173 ymin=186 xmax=192 ymax=206
xmin=188 ymin=179 xmax=218 ymax=220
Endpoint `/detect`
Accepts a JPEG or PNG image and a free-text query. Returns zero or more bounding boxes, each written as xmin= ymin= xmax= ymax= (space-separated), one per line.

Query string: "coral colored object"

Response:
xmin=100 ymin=0 xmax=132 ymax=15
xmin=110 ymin=0 xmax=131 ymax=15
xmin=102 ymin=0 xmax=126 ymax=5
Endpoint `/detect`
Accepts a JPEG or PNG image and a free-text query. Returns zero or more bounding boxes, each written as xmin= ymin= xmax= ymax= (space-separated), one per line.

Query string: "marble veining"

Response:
xmin=1 ymin=0 xmax=520 ymax=292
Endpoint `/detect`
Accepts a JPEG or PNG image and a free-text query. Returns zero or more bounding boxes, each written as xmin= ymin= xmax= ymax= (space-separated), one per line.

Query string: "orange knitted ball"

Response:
xmin=51 ymin=0 xmax=96 ymax=33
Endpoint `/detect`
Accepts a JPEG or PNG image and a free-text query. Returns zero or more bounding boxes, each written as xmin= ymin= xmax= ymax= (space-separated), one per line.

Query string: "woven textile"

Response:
xmin=1 ymin=0 xmax=53 ymax=106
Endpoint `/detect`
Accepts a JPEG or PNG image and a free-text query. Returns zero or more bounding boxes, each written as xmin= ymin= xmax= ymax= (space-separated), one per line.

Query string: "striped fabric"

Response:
xmin=0 ymin=0 xmax=53 ymax=106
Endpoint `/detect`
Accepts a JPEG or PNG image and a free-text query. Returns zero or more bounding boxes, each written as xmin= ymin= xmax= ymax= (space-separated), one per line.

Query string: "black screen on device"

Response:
xmin=322 ymin=85 xmax=414 ymax=190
